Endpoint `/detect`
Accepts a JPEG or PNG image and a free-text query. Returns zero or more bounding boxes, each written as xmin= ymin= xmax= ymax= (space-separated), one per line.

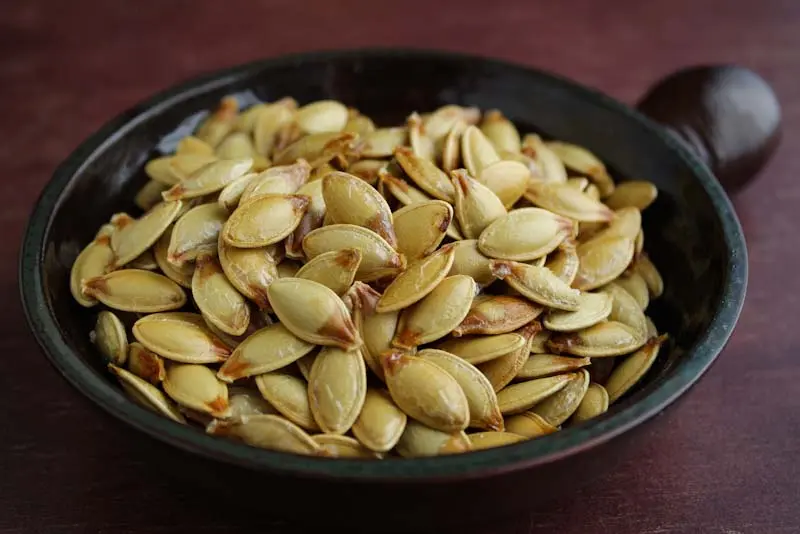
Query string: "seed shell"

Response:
xmin=573 ymin=235 xmax=636 ymax=291
xmin=571 ymin=382 xmax=609 ymax=423
xmin=468 ymin=431 xmax=526 ymax=450
xmin=548 ymin=321 xmax=645 ymax=358
xmin=544 ymin=291 xmax=612 ymax=332
xmin=448 ymin=239 xmax=495 ymax=286
xmin=91 ymin=311 xmax=128 ymax=365
xmin=605 ymin=180 xmax=658 ymax=211
xmin=490 ymin=260 xmax=581 ymax=311
xmin=377 ymin=245 xmax=455 ymax=313
xmin=478 ymin=321 xmax=541 ymax=392
xmin=531 ymin=368 xmax=590 ymax=426
xmin=163 ymin=363 xmax=230 ymax=417
xmin=217 ymin=323 xmax=315 ymax=382
xmin=454 ymin=295 xmax=543 ymax=337
xmin=478 ymin=207 xmax=573 ymax=261
xmin=192 ymin=254 xmax=250 ymax=336
xmin=504 ymin=411 xmax=558 ymax=438
xmin=352 ymin=388 xmax=407 ymax=453
xmin=82 ymin=269 xmax=186 ymax=313
xmin=436 ymin=333 xmax=525 ymax=365
xmin=392 ymin=200 xmax=453 ymax=261
xmin=127 ymin=342 xmax=166 ymax=385
xmin=163 ymin=158 xmax=253 ymax=200
xmin=295 ymin=248 xmax=362 ymax=295
xmin=308 ymin=346 xmax=367 ymax=434
xmin=451 ymin=169 xmax=507 ymax=239
xmin=605 ymin=335 xmax=666 ymax=403
xmin=396 ymin=420 xmax=471 ymax=458
xmin=207 ymin=414 xmax=321 ymax=455
xmin=524 ymin=180 xmax=614 ymax=222
xmin=322 ymin=171 xmax=397 ymax=247
xmin=133 ymin=312 xmax=230 ymax=363
xmin=395 ymin=146 xmax=455 ymax=202
xmin=108 ymin=364 xmax=185 ymax=423
xmin=70 ymin=234 xmax=115 ymax=307
xmin=217 ymin=236 xmax=277 ymax=309
xmin=111 ymin=200 xmax=183 ymax=268
xmin=517 ymin=354 xmax=591 ymax=379
xmin=255 ymin=372 xmax=319 ymax=431
xmin=496 ymin=373 xmax=574 ymax=415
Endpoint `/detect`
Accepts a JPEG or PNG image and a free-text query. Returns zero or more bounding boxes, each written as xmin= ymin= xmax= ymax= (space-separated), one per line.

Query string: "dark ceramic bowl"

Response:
xmin=20 ymin=49 xmax=749 ymax=529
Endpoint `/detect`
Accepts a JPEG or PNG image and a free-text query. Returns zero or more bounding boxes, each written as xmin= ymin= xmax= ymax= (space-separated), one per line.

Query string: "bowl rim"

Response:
xmin=19 ymin=47 xmax=747 ymax=482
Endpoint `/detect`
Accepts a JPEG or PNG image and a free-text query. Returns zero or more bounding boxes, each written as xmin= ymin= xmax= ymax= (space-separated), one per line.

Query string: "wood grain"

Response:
xmin=2 ymin=0 xmax=799 ymax=532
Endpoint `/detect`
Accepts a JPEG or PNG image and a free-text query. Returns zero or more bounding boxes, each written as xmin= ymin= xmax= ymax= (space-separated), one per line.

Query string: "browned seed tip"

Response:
xmin=380 ymin=349 xmax=412 ymax=376
xmin=440 ymin=434 xmax=471 ymax=454
xmin=393 ymin=146 xmax=413 ymax=159
xmin=317 ymin=314 xmax=361 ymax=351
xmin=334 ymin=249 xmax=362 ymax=270
xmin=482 ymin=109 xmax=504 ymax=123
xmin=81 ymin=276 xmax=108 ymax=298
xmin=450 ymin=169 xmax=470 ymax=194
xmin=391 ymin=328 xmax=419 ymax=351
xmin=111 ymin=213 xmax=135 ymax=229
xmin=288 ymin=194 xmax=311 ymax=212
xmin=485 ymin=409 xmax=505 ymax=432
xmin=546 ymin=333 xmax=577 ymax=355
xmin=366 ymin=214 xmax=397 ymax=248
xmin=162 ymin=184 xmax=185 ymax=201
xmin=437 ymin=211 xmax=453 ymax=233
xmin=517 ymin=319 xmax=543 ymax=339
xmin=206 ymin=396 xmax=230 ymax=418
xmin=94 ymin=234 xmax=112 ymax=246
xmin=210 ymin=336 xmax=233 ymax=359
xmin=217 ymin=356 xmax=248 ymax=383
xmin=489 ymin=260 xmax=513 ymax=280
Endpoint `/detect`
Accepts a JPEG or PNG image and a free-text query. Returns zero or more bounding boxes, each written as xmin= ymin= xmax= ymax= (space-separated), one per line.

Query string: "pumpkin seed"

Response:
xmin=462 ymin=125 xmax=501 ymax=177
xmin=407 ymin=112 xmax=436 ymax=161
xmin=192 ymin=254 xmax=250 ymax=335
xmin=216 ymin=322 xmax=315 ymax=381
xmin=379 ymin=170 xmax=433 ymax=205
xmin=195 ymin=96 xmax=238 ymax=147
xmin=454 ymin=295 xmax=543 ymax=337
xmin=393 ymin=275 xmax=475 ymax=348
xmin=207 ymin=414 xmax=321 ymax=455
xmin=441 ymin=119 xmax=467 ymax=173
xmin=632 ymin=252 xmax=664 ymax=298
xmin=215 ymin=132 xmax=259 ymax=164
xmin=448 ymin=239 xmax=495 ymax=286
xmin=521 ymin=134 xmax=568 ymax=184
xmin=352 ymin=388 xmax=407 ymax=452
xmin=254 ymin=372 xmax=319 ymax=431
xmin=497 ymin=373 xmax=574 ymax=415
xmin=593 ymin=207 xmax=641 ymax=242
xmin=504 ymin=411 xmax=558 ymax=438
xmin=253 ymin=100 xmax=297 ymax=157
xmin=163 ymin=158 xmax=252 ymax=201
xmin=489 ymin=260 xmax=581 ymax=311
xmin=303 ymin=224 xmax=405 ymax=282
xmin=151 ymin=228 xmax=192 ymax=288
xmin=469 ymin=431 xmax=526 ymax=450
xmin=238 ymin=160 xmax=311 ymax=205
xmin=176 ymin=135 xmax=215 ymax=156
xmin=346 ymin=282 xmax=398 ymax=382
xmin=322 ymin=171 xmax=397 ymax=247
xmin=108 ymin=364 xmax=185 ymax=423
xmin=615 ymin=271 xmax=650 ymax=310
xmin=360 ymin=127 xmax=407 ymax=158
xmin=296 ymin=100 xmax=348 ymax=134
xmin=544 ymin=242 xmax=580 ymax=285
xmin=517 ymin=353 xmax=591 ymax=379
xmin=343 ymin=111 xmax=376 ymax=136
xmin=377 ymin=245 xmax=455 ymax=313
xmin=478 ymin=207 xmax=573 ymax=261
xmin=574 ymin=235 xmax=635 ymax=291
xmin=567 ymin=177 xmax=590 ymax=191
xmin=133 ymin=312 xmax=230 ymax=363
xmin=571 ymin=382 xmax=609 ymax=423
xmin=545 ymin=141 xmax=615 ymax=197
xmin=524 ymin=180 xmax=614 ymax=222
xmin=163 ymin=363 xmax=230 ymax=417
xmin=127 ymin=249 xmax=157 ymax=270
xmin=529 ymin=329 xmax=552 ymax=354
xmin=91 ymin=311 xmax=128 ymax=365
xmin=168 ymin=154 xmax=220 ymax=183
xmin=548 ymin=321 xmax=645 ymax=357
xmin=396 ymin=420 xmax=471 ymax=457
xmin=111 ymin=200 xmax=182 ymax=268
xmin=477 ymin=160 xmax=530 ymax=208
xmin=312 ymin=434 xmax=381 ymax=458
xmin=544 ymin=291 xmax=612 ymax=332
xmin=127 ymin=342 xmax=166 ymax=384
xmin=145 ymin=157 xmax=181 ymax=186
xmin=606 ymin=335 xmax=666 ymax=403
xmin=605 ymin=180 xmax=658 ymax=211
xmin=451 ymin=169 xmax=507 ymax=239
xmin=418 ymin=349 xmax=504 ymax=431
xmin=228 ymin=386 xmax=277 ymax=419
xmin=70 ymin=233 xmax=115 ymax=307
xmin=308 ymin=346 xmax=367 ymax=434
xmin=588 ymin=356 xmax=616 ymax=384
xmin=274 ymin=132 xmax=354 ymax=165
xmin=348 ymin=159 xmax=386 ymax=186
xmin=604 ymin=282 xmax=649 ymax=338
xmin=478 ymin=321 xmax=541 ymax=392
xmin=284 ymin=179 xmax=325 ymax=260
xmin=222 ymin=194 xmax=309 ymax=247
xmin=295 ymin=248 xmax=361 ymax=295
xmin=268 ymin=277 xmax=361 ymax=350
xmin=394 ymin=146 xmax=455 ymax=202
xmin=217 ymin=236 xmax=277 ymax=309
xmin=82 ymin=269 xmax=186 ymax=313
xmin=382 ymin=350 xmax=469 ymax=432
xmin=168 ymin=202 xmax=228 ymax=265
xmin=436 ymin=333 xmax=526 ymax=365
xmin=423 ymin=105 xmax=480 ymax=141
xmin=134 ymin=180 xmax=169 ymax=211
xmin=531 ymin=368 xmax=589 ymax=426
xmin=392 ymin=200 xmax=452 ymax=261
xmin=480 ymin=110 xmax=521 ymax=154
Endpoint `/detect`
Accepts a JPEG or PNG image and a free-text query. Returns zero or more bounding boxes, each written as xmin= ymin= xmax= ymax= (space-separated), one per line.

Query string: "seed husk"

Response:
xmin=407 ymin=112 xmax=436 ymax=161
xmin=303 ymin=224 xmax=405 ymax=282
xmin=253 ymin=100 xmax=296 ymax=157
xmin=614 ymin=271 xmax=650 ymax=310
xmin=454 ymin=295 xmax=543 ymax=337
xmin=632 ymin=252 xmax=664 ymax=298
xmin=133 ymin=312 xmax=230 ymax=363
xmin=163 ymin=158 xmax=252 ymax=201
xmin=441 ymin=119 xmax=467 ymax=173
xmin=497 ymin=373 xmax=574 ymax=415
xmin=228 ymin=386 xmax=277 ymax=419
xmin=207 ymin=414 xmax=321 ymax=455
xmin=217 ymin=236 xmax=277 ymax=309
xmin=352 ymin=388 xmax=407 ymax=453
xmin=462 ymin=125 xmax=501 ymax=177
xmin=322 ymin=171 xmax=397 ymax=247
xmin=521 ymin=134 xmax=568 ymax=184
xmin=145 ymin=156 xmax=181 ymax=186
xmin=606 ymin=335 xmax=666 ymax=403
xmin=134 ymin=180 xmax=169 ymax=211
xmin=343 ymin=112 xmax=376 ymax=136
xmin=348 ymin=159 xmax=386 ymax=186
xmin=108 ymin=364 xmax=185 ymax=423
xmin=574 ymin=235 xmax=635 ymax=291
xmin=127 ymin=249 xmax=158 ymax=270
xmin=448 ymin=239 xmax=495 ymax=286
xmin=605 ymin=180 xmax=658 ymax=211
xmin=254 ymin=372 xmax=319 ymax=431
xmin=504 ymin=411 xmax=558 ymax=438
xmin=222 ymin=194 xmax=309 ymax=248
xmin=217 ymin=323 xmax=315 ymax=382
xmin=451 ymin=169 xmax=507 ymax=239
xmin=478 ymin=321 xmax=541 ymax=392
xmin=382 ymin=350 xmax=469 ymax=432
xmin=273 ymin=132 xmax=354 ymax=166
xmin=417 ymin=348 xmax=504 ymax=431
xmin=489 ymin=260 xmax=581 ymax=311
xmin=284 ymin=179 xmax=326 ymax=259
xmin=168 ymin=202 xmax=228 ymax=266
xmin=517 ymin=353 xmax=591 ymax=379
xmin=396 ymin=420 xmax=472 ymax=458
xmin=524 ymin=180 xmax=614 ymax=222
xmin=195 ymin=96 xmax=238 ymax=147
xmin=477 ymin=160 xmax=530 ymax=208
xmin=192 ymin=254 xmax=250 ymax=336
xmin=423 ymin=105 xmax=480 ymax=141
xmin=468 ymin=431 xmax=526 ymax=450
xmin=548 ymin=321 xmax=646 ymax=358
xmin=436 ymin=333 xmax=526 ymax=365
xmin=593 ymin=207 xmax=642 ymax=242
xmin=91 ymin=311 xmax=128 ymax=365
xmin=177 ymin=135 xmax=215 ymax=156
xmin=268 ymin=277 xmax=361 ymax=350
xmin=168 ymin=154 xmax=220 ymax=184
xmin=215 ymin=132 xmax=260 ymax=165
xmin=296 ymin=100 xmax=348 ymax=134
xmin=308 ymin=346 xmax=367 ymax=434
xmin=347 ymin=282 xmax=398 ymax=382
xmin=111 ymin=200 xmax=183 ymax=268
xmin=70 ymin=233 xmax=115 ymax=307
xmin=544 ymin=291 xmax=612 ymax=332
xmin=238 ymin=160 xmax=311 ymax=204
xmin=377 ymin=245 xmax=455 ymax=313
xmin=295 ymin=248 xmax=361 ymax=296
xmin=571 ymin=382 xmax=609 ymax=423
xmin=379 ymin=170 xmax=433 ymax=205
xmin=544 ymin=242 xmax=580 ymax=285
xmin=394 ymin=146 xmax=455 ymax=202
xmin=478 ymin=207 xmax=573 ymax=261
xmin=163 ymin=363 xmax=230 ymax=417
xmin=312 ymin=434 xmax=382 ymax=459
xmin=356 ymin=127 xmax=406 ymax=158
xmin=531 ymin=368 xmax=590 ymax=426
xmin=392 ymin=275 xmax=476 ymax=348
xmin=127 ymin=342 xmax=166 ymax=384
xmin=545 ymin=141 xmax=615 ymax=197
xmin=604 ymin=282 xmax=649 ymax=338
xmin=392 ymin=200 xmax=453 ymax=261
xmin=529 ymin=329 xmax=552 ymax=354
xmin=480 ymin=110 xmax=521 ymax=154
xmin=82 ymin=269 xmax=186 ymax=313
xmin=151 ymin=228 xmax=192 ymax=288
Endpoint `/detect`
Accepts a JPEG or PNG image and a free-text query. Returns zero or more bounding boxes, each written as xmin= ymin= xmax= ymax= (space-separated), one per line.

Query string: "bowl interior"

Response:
xmin=22 ymin=49 xmax=745 ymax=480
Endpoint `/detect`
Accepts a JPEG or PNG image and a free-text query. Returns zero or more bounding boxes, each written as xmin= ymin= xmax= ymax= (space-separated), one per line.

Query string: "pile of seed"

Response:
xmin=70 ymin=97 xmax=666 ymax=458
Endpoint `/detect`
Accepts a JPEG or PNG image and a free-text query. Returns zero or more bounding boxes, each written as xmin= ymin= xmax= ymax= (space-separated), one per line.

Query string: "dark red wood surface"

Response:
xmin=2 ymin=1 xmax=799 ymax=532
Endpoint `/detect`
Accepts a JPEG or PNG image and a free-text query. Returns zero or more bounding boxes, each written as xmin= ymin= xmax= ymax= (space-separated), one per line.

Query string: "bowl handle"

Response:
xmin=636 ymin=65 xmax=781 ymax=193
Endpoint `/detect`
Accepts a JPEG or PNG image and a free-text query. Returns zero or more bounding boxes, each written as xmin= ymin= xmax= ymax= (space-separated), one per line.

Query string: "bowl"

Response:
xmin=20 ymin=49 xmax=748 ymax=529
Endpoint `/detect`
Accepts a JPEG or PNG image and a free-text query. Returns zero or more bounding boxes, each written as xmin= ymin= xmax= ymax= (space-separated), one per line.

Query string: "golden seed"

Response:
xmin=377 ymin=245 xmax=455 ymax=313
xmin=545 ymin=141 xmax=615 ymax=197
xmin=605 ymin=180 xmax=657 ymax=211
xmin=111 ymin=200 xmax=183 ymax=268
xmin=207 ymin=414 xmax=321 ymax=455
xmin=163 ymin=363 xmax=230 ymax=417
xmin=606 ymin=335 xmax=666 ymax=403
xmin=254 ymin=372 xmax=319 ymax=431
xmin=108 ymin=364 xmax=185 ymax=423
xmin=70 ymin=233 xmax=115 ymax=307
xmin=322 ymin=171 xmax=397 ymax=247
xmin=480 ymin=110 xmax=521 ymax=154
xmin=82 ymin=269 xmax=186 ymax=313
xmin=312 ymin=434 xmax=382 ymax=459
xmin=134 ymin=180 xmax=169 ymax=211
xmin=395 ymin=146 xmax=455 ymax=202
xmin=454 ymin=295 xmax=543 ymax=337
xmin=217 ymin=322 xmax=314 ymax=381
xmin=227 ymin=386 xmax=277 ymax=419
xmin=392 ymin=200 xmax=453 ymax=261
xmin=296 ymin=100 xmax=349 ymax=134
xmin=468 ymin=431 xmax=526 ymax=450
xmin=448 ymin=239 xmax=495 ymax=286
xmin=548 ymin=321 xmax=646 ymax=358
xmin=496 ymin=373 xmax=575 ymax=415
xmin=573 ymin=235 xmax=635 ymax=291
xmin=396 ymin=420 xmax=471 ymax=458
xmin=127 ymin=342 xmax=166 ymax=385
xmin=461 ymin=125 xmax=501 ymax=177
xmin=544 ymin=291 xmax=613 ymax=332
xmin=504 ymin=411 xmax=558 ymax=438
xmin=531 ymin=368 xmax=590 ymax=426
xmin=296 ymin=248 xmax=362 ymax=296
xmin=478 ymin=207 xmax=573 ymax=262
xmin=478 ymin=321 xmax=541 ymax=392
xmin=521 ymin=134 xmax=567 ymax=184
xmin=308 ymin=346 xmax=367 ymax=434
xmin=352 ymin=388 xmax=408 ymax=453
xmin=524 ymin=180 xmax=614 ymax=222
xmin=133 ymin=312 xmax=230 ymax=364
xmin=451 ymin=169 xmax=507 ymax=239
xmin=517 ymin=353 xmax=591 ymax=379
xmin=223 ymin=194 xmax=309 ymax=248
xmin=489 ymin=260 xmax=581 ymax=311
xmin=168 ymin=202 xmax=228 ymax=266
xmin=217 ymin=236 xmax=277 ymax=309
xmin=571 ymin=382 xmax=609 ymax=423
xmin=195 ymin=96 xmax=238 ymax=147
xmin=476 ymin=160 xmax=530 ymax=208
xmin=163 ymin=158 xmax=252 ymax=201
xmin=91 ymin=311 xmax=128 ymax=366
xmin=436 ymin=333 xmax=526 ymax=365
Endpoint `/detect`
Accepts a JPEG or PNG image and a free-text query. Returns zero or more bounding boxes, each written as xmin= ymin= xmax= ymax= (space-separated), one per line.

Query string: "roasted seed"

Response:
xmin=436 ymin=333 xmax=526 ymax=365
xmin=192 ymin=255 xmax=250 ymax=336
xmin=395 ymin=146 xmax=455 ymax=202
xmin=82 ymin=269 xmax=186 ymax=313
xmin=70 ymin=233 xmax=115 ymax=307
xmin=254 ymin=372 xmax=319 ymax=431
xmin=91 ymin=311 xmax=128 ymax=365
xmin=223 ymin=194 xmax=309 ymax=248
xmin=163 ymin=158 xmax=252 ymax=201
xmin=217 ymin=236 xmax=277 ymax=309
xmin=111 ymin=200 xmax=182 ymax=268
xmin=545 ymin=141 xmax=615 ymax=197
xmin=477 ymin=160 xmax=530 ymax=208
xmin=312 ymin=434 xmax=381 ymax=458
xmin=392 ymin=200 xmax=452 ymax=261
xmin=614 ymin=271 xmax=650 ymax=311
xmin=448 ymin=239 xmax=495 ymax=286
xmin=347 ymin=282 xmax=399 ymax=382
xmin=377 ymin=245 xmax=455 ymax=313
xmin=396 ymin=420 xmax=471 ymax=457
xmin=605 ymin=335 xmax=666 ymax=403
xmin=574 ymin=235 xmax=635 ymax=291
xmin=524 ymin=180 xmax=614 ymax=222
xmin=478 ymin=321 xmax=541 ymax=392
xmin=490 ymin=260 xmax=581 ymax=311
xmin=207 ymin=414 xmax=321 ymax=455
xmin=605 ymin=180 xmax=658 ymax=211
xmin=454 ymin=295 xmax=543 ymax=337
xmin=468 ymin=431 xmax=526 ymax=450
xmin=504 ymin=411 xmax=558 ymax=438
xmin=195 ymin=96 xmax=238 ymax=147
xmin=133 ymin=312 xmax=230 ymax=363
xmin=571 ymin=382 xmax=609 ymax=423
xmin=168 ymin=202 xmax=228 ymax=266
xmin=496 ymin=373 xmax=575 ymax=415
xmin=296 ymin=100 xmax=349 ymax=134
xmin=308 ymin=346 xmax=367 ymax=434
xmin=632 ymin=252 xmax=664 ymax=298
xmin=322 ymin=171 xmax=397 ymax=247
xmin=451 ymin=169 xmax=507 ymax=239
xmin=163 ymin=363 xmax=229 ymax=417
xmin=480 ymin=110 xmax=521 ymax=154
xmin=544 ymin=242 xmax=580 ymax=285
xmin=134 ymin=180 xmax=169 ymax=211
xmin=521 ymin=134 xmax=568 ymax=184
xmin=108 ymin=364 xmax=185 ymax=423
xmin=462 ymin=125 xmax=501 ymax=177
xmin=531 ymin=368 xmax=590 ymax=426
xmin=359 ymin=127 xmax=407 ymax=158
xmin=285 ymin=179 xmax=326 ymax=259
xmin=228 ymin=386 xmax=277 ymax=419
xmin=127 ymin=342 xmax=166 ymax=384
xmin=352 ymin=388 xmax=408 ymax=452
xmin=408 ymin=112 xmax=436 ymax=161
xmin=295 ymin=248 xmax=361 ymax=295
xmin=478 ymin=207 xmax=573 ymax=261
xmin=544 ymin=291 xmax=612 ymax=332
xmin=517 ymin=353 xmax=591 ymax=379
xmin=548 ymin=321 xmax=645 ymax=358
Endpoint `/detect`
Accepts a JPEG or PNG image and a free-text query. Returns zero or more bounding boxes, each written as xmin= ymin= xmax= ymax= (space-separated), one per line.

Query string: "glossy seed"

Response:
xmin=312 ymin=434 xmax=381 ymax=458
xmin=252 ymin=100 xmax=296 ymax=157
xmin=359 ymin=127 xmax=407 ymax=158
xmin=441 ymin=119 xmax=467 ymax=173
xmin=348 ymin=159 xmax=385 ymax=185
xmin=111 ymin=200 xmax=182 ymax=268
xmin=490 ymin=260 xmax=581 ymax=311
xmin=593 ymin=207 xmax=642 ymax=243
xmin=195 ymin=96 xmax=238 ymax=147
xmin=544 ymin=292 xmax=612 ymax=332
xmin=228 ymin=386 xmax=277 ymax=419
xmin=145 ymin=156 xmax=181 ymax=186
xmin=268 ymin=277 xmax=361 ymax=350
xmin=322 ymin=171 xmax=397 ymax=247
xmin=462 ymin=125 xmax=501 ymax=177
xmin=382 ymin=350 xmax=469 ymax=432
xmin=615 ymin=271 xmax=650 ymax=310
xmin=396 ymin=420 xmax=471 ymax=457
xmin=151 ymin=228 xmax=192 ymax=288
xmin=633 ymin=253 xmax=664 ymax=298
xmin=379 ymin=170 xmax=433 ymax=206
xmin=127 ymin=248 xmax=157 ymax=270
xmin=571 ymin=382 xmax=609 ymax=423
xmin=478 ymin=321 xmax=541 ymax=392
xmin=207 ymin=414 xmax=321 ymax=455
xmin=352 ymin=388 xmax=407 ymax=452
xmin=168 ymin=154 xmax=220 ymax=184
xmin=604 ymin=282 xmax=649 ymax=338
xmin=454 ymin=295 xmax=543 ymax=337
xmin=127 ymin=342 xmax=166 ymax=384
xmin=343 ymin=112 xmax=376 ymax=136
xmin=222 ymin=194 xmax=309 ymax=248
xmin=91 ymin=311 xmax=128 ymax=365
xmin=191 ymin=255 xmax=250 ymax=335
xmin=216 ymin=322 xmax=315 ymax=381
xmin=423 ymin=105 xmax=480 ymax=141
xmin=216 ymin=132 xmax=259 ymax=164
xmin=451 ymin=169 xmax=507 ymax=239
xmin=217 ymin=236 xmax=277 ymax=309
xmin=295 ymin=249 xmax=361 ymax=296
xmin=167 ymin=202 xmax=228 ymax=265
xmin=521 ymin=134 xmax=568 ymax=184
xmin=477 ymin=160 xmax=530 ymax=208
xmin=605 ymin=180 xmax=658 ymax=211
xmin=163 ymin=363 xmax=229 ymax=417
xmin=162 ymin=158 xmax=252 ymax=201
xmin=418 ymin=349 xmax=504 ymax=431
xmin=346 ymin=283 xmax=398 ymax=382
xmin=303 ymin=224 xmax=405 ymax=282
xmin=254 ymin=372 xmax=319 ymax=431
xmin=82 ymin=269 xmax=186 ymax=313
xmin=239 ymin=160 xmax=311 ymax=205
xmin=478 ymin=207 xmax=573 ymax=261
xmin=308 ymin=346 xmax=367 ymax=434
xmin=469 ymin=431 xmax=526 ymax=450
xmin=284 ymin=179 xmax=326 ymax=259
xmin=566 ymin=177 xmax=590 ymax=191
xmin=377 ymin=245 xmax=455 ymax=313
xmin=392 ymin=275 xmax=475 ymax=348
xmin=496 ymin=373 xmax=575 ymax=415
xmin=133 ymin=312 xmax=230 ymax=363
xmin=606 ymin=335 xmax=666 ymax=403
xmin=176 ymin=135 xmax=215 ymax=156
xmin=273 ymin=132 xmax=353 ymax=165
xmin=517 ymin=353 xmax=591 ymax=379
xmin=544 ymin=242 xmax=580 ymax=285
xmin=480 ymin=110 xmax=521 ymax=154
xmin=394 ymin=146 xmax=455 ymax=202
xmin=546 ymin=141 xmax=615 ymax=197
xmin=296 ymin=100 xmax=348 ymax=134
xmin=524 ymin=180 xmax=614 ymax=222
xmin=574 ymin=235 xmax=636 ymax=291
xmin=407 ymin=112 xmax=436 ymax=161
xmin=134 ymin=180 xmax=169 ymax=211
xmin=548 ymin=321 xmax=646 ymax=358
xmin=531 ymin=368 xmax=589 ymax=426
xmin=108 ymin=364 xmax=185 ymax=423
xmin=392 ymin=200 xmax=452 ymax=261
xmin=70 ymin=234 xmax=115 ymax=307
xmin=448 ymin=239 xmax=495 ymax=286
xmin=530 ymin=329 xmax=552 ymax=354
xmin=504 ymin=411 xmax=558 ymax=438
xmin=437 ymin=333 xmax=526 ymax=365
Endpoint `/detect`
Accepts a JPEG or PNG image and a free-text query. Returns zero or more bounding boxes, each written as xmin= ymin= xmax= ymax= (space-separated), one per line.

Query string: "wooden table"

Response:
xmin=2 ymin=1 xmax=798 ymax=532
